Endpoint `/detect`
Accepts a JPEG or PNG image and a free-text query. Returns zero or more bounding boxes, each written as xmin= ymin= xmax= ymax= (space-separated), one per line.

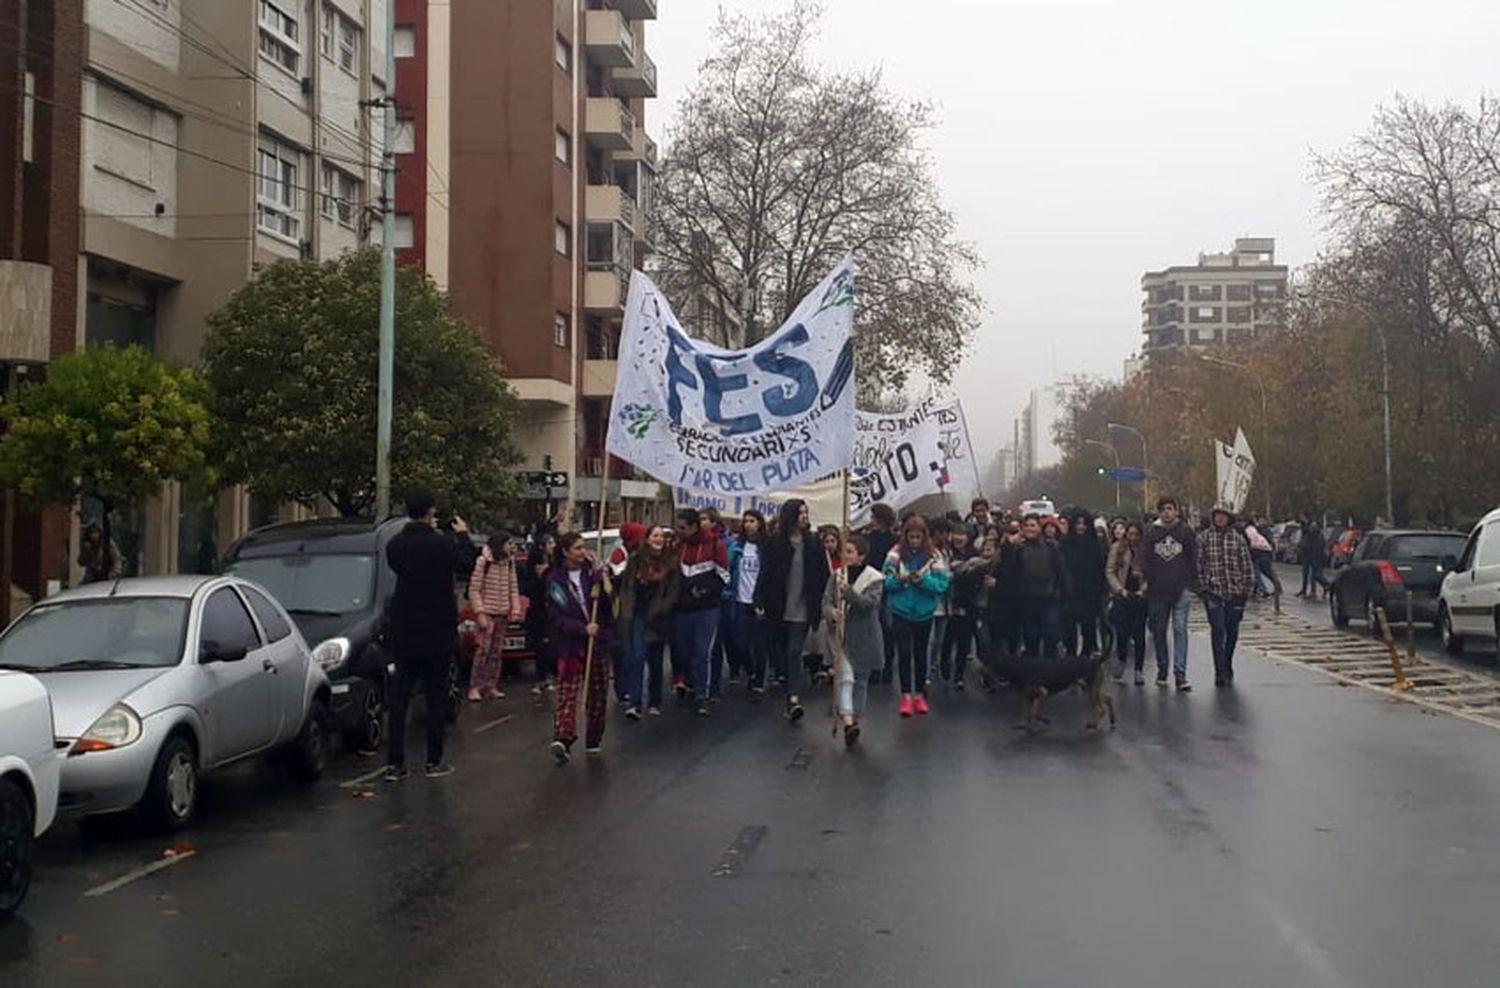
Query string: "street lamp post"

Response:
xmin=1107 ymin=422 xmax=1148 ymax=514
xmin=1199 ymin=353 xmax=1272 ymax=520
xmin=1084 ymin=439 xmax=1120 ymax=510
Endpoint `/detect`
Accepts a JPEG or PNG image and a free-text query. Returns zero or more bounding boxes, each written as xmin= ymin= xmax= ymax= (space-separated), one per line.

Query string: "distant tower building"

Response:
xmin=1141 ymin=237 xmax=1287 ymax=352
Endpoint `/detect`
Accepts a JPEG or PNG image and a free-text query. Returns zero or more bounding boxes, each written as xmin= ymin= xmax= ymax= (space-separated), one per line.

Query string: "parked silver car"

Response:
xmin=0 ymin=576 xmax=332 ymax=831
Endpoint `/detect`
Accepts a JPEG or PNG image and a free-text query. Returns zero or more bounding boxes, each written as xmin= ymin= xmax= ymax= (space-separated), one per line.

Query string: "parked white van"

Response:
xmin=1 ymin=670 xmax=60 ymax=918
xmin=1438 ymin=507 xmax=1500 ymax=654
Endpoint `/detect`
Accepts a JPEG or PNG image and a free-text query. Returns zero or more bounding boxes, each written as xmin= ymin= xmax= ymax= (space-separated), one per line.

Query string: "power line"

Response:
xmin=0 ymin=77 xmax=348 ymax=203
xmin=0 ymin=38 xmax=379 ymax=175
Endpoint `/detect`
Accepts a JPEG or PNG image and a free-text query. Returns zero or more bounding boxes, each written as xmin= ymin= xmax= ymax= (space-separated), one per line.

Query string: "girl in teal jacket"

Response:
xmin=883 ymin=516 xmax=951 ymax=716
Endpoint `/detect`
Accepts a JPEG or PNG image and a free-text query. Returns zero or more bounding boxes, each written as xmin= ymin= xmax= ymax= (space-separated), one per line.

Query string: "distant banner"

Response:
xmin=1214 ymin=428 xmax=1256 ymax=514
xmin=607 ymin=260 xmax=857 ymax=495
xmin=932 ymin=398 xmax=983 ymax=494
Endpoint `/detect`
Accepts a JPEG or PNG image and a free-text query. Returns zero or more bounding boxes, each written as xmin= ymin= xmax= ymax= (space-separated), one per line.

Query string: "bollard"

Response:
xmin=1405 ymin=591 xmax=1416 ymax=667
xmin=1375 ymin=606 xmax=1412 ymax=691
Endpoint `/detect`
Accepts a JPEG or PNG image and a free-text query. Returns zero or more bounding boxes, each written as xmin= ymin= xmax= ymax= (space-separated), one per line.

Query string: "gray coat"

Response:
xmin=821 ymin=564 xmax=885 ymax=676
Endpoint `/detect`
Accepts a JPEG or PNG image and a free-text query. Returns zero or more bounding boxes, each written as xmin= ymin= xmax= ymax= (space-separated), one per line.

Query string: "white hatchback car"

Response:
xmin=0 ymin=670 xmax=61 ymax=919
xmin=1439 ymin=507 xmax=1500 ymax=654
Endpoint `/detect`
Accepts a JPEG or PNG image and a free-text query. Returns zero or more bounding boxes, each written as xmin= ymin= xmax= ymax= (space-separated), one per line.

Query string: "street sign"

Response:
xmin=1108 ymin=467 xmax=1147 ymax=483
xmin=523 ymin=471 xmax=569 ymax=489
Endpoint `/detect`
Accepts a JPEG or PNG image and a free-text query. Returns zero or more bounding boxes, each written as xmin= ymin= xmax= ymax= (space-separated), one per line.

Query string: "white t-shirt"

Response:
xmin=567 ymin=569 xmax=585 ymax=614
xmin=737 ymin=542 xmax=762 ymax=605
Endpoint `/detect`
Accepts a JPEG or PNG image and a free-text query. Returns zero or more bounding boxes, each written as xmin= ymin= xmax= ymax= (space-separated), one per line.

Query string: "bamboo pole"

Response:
xmin=833 ymin=469 xmax=851 ymax=738
xmin=577 ymin=419 xmax=615 ymax=748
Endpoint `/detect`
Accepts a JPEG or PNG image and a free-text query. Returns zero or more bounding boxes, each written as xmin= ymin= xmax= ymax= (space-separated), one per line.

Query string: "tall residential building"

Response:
xmin=448 ymin=0 xmax=659 ymax=527
xmin=77 ymin=0 xmax=389 ymax=574
xmin=1141 ymin=237 xmax=1287 ymax=352
xmin=0 ymin=0 xmax=83 ymax=620
xmin=392 ymin=0 xmax=448 ymax=288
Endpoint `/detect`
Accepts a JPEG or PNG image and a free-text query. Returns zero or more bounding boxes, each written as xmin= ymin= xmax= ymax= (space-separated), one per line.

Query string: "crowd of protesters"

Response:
xmin=384 ymin=488 xmax=1277 ymax=772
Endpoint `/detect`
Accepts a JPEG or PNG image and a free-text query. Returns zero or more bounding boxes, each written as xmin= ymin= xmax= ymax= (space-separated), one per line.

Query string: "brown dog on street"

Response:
xmin=989 ymin=653 xmax=1117 ymax=733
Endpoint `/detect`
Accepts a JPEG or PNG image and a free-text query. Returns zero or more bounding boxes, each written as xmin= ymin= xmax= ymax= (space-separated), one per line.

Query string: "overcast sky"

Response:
xmin=645 ymin=0 xmax=1500 ymax=461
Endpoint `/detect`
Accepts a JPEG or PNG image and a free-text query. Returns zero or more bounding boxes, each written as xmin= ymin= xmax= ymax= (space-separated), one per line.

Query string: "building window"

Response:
xmin=338 ymin=16 xmax=358 ymax=73
xmin=393 ymin=119 xmax=416 ymax=154
xmin=21 ymin=71 xmax=34 ymax=163
xmin=393 ymin=214 xmax=414 ymax=249
xmin=320 ymin=7 xmax=334 ymax=59
xmin=555 ymin=313 xmax=569 ymax=348
xmin=320 ymin=162 xmax=360 ymax=226
xmin=258 ymin=0 xmax=301 ymax=75
xmin=555 ymin=128 xmax=571 ymax=165
xmin=555 ymin=33 xmax=571 ymax=72
xmin=555 ymin=221 xmax=571 ymax=256
xmin=394 ymin=26 xmax=416 ymax=58
xmin=257 ymin=132 xmax=303 ymax=242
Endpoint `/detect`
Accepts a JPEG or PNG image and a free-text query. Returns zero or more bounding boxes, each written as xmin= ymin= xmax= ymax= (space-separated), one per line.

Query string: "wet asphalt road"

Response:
xmin=6 ymin=602 xmax=1500 ymax=987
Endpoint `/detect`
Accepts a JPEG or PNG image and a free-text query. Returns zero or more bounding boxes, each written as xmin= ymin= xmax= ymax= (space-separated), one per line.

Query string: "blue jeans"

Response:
xmin=1148 ymin=590 xmax=1192 ymax=678
xmin=926 ymin=615 xmax=949 ymax=683
xmin=674 ymin=608 xmax=720 ymax=703
xmin=622 ymin=615 xmax=665 ymax=709
xmin=836 ymin=653 xmax=868 ymax=717
xmin=1204 ymin=594 xmax=1247 ymax=682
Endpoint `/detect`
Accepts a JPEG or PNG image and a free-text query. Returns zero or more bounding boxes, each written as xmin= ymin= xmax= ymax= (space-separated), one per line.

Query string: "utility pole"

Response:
xmin=374 ymin=0 xmax=397 ymax=521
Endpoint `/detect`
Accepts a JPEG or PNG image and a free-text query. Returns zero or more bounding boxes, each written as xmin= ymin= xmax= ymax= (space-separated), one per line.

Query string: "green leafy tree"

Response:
xmin=0 ymin=345 xmax=211 ymax=552
xmin=203 ymin=249 xmax=522 ymax=521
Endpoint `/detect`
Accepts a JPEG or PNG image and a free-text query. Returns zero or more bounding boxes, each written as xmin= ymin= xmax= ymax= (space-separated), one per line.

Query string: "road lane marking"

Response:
xmin=474 ymin=713 xmax=516 ymax=734
xmin=336 ymin=765 xmax=391 ymax=789
xmin=712 ymin=825 xmax=768 ymax=877
xmin=83 ymin=850 xmax=198 ymax=898
xmin=787 ymin=747 xmax=813 ymax=770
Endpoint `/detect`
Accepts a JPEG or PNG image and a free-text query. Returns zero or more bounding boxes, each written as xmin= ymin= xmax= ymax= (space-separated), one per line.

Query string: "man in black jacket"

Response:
xmin=1012 ymin=515 xmax=1071 ymax=658
xmin=384 ymin=489 xmax=472 ymax=780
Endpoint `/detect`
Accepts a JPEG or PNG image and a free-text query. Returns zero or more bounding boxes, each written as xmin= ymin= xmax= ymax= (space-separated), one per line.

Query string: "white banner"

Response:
xmin=675 ymin=397 xmax=954 ymax=529
xmin=1214 ymin=428 xmax=1256 ymax=514
xmin=848 ymin=399 xmax=950 ymax=526
xmin=607 ymin=260 xmax=857 ymax=496
xmin=932 ymin=398 xmax=983 ymax=494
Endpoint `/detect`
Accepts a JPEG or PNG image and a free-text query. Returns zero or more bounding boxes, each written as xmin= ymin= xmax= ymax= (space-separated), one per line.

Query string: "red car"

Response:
xmin=1329 ymin=529 xmax=1363 ymax=568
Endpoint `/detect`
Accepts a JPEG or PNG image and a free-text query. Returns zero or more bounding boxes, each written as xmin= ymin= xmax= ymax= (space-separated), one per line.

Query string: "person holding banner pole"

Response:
xmin=546 ymin=533 xmax=614 ymax=763
xmin=823 ymin=533 xmax=884 ymax=746
xmin=755 ymin=499 xmax=830 ymax=723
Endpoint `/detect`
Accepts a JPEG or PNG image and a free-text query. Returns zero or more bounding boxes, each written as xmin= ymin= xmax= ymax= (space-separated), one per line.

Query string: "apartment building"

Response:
xmin=391 ymin=0 xmax=447 ymax=288
xmin=0 ymin=0 xmax=84 ymax=619
xmin=79 ymin=0 xmax=389 ymax=574
xmin=1141 ymin=237 xmax=1288 ymax=352
xmin=447 ymin=0 xmax=660 ymax=526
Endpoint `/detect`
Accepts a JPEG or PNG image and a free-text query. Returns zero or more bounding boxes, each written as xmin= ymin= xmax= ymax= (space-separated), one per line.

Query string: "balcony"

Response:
xmin=585 ymin=263 xmax=629 ymax=315
xmin=585 ymin=98 xmax=635 ymax=151
xmin=614 ymin=0 xmax=658 ymax=20
xmin=616 ymin=127 xmax=657 ymax=170
xmin=612 ymin=50 xmax=657 ymax=98
xmin=582 ymin=359 xmax=618 ymax=398
xmin=586 ymin=184 xmax=636 ymax=231
xmin=584 ymin=9 xmax=634 ymax=68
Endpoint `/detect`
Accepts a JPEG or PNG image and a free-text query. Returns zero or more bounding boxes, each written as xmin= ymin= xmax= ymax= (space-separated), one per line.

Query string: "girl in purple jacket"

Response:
xmin=546 ymin=533 xmax=615 ymax=763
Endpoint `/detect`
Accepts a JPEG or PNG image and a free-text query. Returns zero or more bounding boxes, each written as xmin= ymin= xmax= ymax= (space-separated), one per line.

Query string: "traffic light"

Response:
xmin=1097 ymin=466 xmax=1107 ymax=477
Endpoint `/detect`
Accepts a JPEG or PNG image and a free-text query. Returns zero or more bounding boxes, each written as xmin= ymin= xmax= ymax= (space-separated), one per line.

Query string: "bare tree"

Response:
xmin=652 ymin=0 xmax=983 ymax=394
xmin=1313 ymin=95 xmax=1500 ymax=350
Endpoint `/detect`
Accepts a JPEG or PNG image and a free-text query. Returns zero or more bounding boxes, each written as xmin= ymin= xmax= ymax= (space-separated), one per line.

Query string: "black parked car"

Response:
xmin=1328 ymin=529 xmax=1469 ymax=630
xmin=222 ymin=518 xmax=471 ymax=750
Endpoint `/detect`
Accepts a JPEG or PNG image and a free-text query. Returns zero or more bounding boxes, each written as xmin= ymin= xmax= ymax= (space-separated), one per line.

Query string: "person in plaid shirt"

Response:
xmin=1196 ymin=508 xmax=1256 ymax=687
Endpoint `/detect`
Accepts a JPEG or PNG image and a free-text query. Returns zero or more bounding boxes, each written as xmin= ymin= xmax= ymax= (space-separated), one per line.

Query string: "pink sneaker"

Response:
xmin=914 ymin=695 xmax=930 ymax=716
xmin=899 ymin=696 xmax=915 ymax=718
